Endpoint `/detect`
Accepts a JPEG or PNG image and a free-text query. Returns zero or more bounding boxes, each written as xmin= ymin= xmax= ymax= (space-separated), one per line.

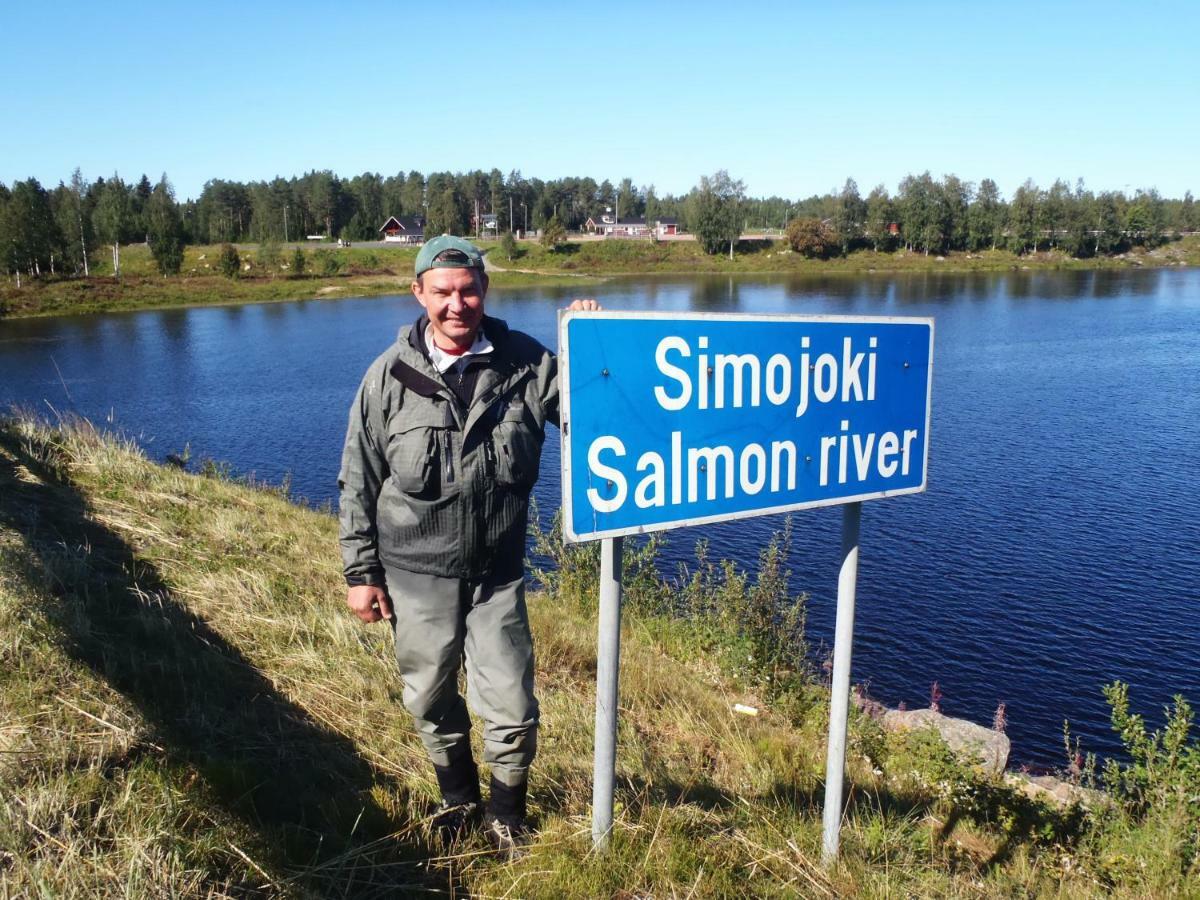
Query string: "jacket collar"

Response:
xmin=389 ymin=314 xmax=517 ymax=402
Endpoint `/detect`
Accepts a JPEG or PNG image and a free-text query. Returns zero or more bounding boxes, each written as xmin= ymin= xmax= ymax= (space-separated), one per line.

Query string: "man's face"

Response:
xmin=412 ymin=267 xmax=488 ymax=350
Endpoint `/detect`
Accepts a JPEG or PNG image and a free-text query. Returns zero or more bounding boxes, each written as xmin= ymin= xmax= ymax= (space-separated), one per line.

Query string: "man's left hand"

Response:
xmin=565 ymin=298 xmax=601 ymax=311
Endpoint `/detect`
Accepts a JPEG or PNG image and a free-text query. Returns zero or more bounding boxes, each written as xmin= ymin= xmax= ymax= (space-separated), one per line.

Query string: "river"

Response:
xmin=2 ymin=267 xmax=1197 ymax=767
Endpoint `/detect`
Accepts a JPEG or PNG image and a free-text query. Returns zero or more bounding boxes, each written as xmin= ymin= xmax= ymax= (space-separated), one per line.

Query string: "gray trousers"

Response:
xmin=383 ymin=564 xmax=538 ymax=787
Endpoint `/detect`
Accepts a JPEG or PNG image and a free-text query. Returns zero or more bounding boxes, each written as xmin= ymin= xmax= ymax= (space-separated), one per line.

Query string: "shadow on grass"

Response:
xmin=0 ymin=427 xmax=460 ymax=897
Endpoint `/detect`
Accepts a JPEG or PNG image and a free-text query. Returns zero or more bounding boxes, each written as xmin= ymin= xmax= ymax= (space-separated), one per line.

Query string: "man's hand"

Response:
xmin=346 ymin=584 xmax=393 ymax=624
xmin=566 ymin=298 xmax=602 ymax=311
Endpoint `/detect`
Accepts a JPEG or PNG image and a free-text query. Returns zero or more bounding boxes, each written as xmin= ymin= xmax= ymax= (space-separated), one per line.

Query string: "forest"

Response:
xmin=1 ymin=166 xmax=1196 ymax=283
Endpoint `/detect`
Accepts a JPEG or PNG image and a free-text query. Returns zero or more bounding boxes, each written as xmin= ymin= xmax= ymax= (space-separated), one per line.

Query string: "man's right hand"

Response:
xmin=346 ymin=584 xmax=393 ymax=624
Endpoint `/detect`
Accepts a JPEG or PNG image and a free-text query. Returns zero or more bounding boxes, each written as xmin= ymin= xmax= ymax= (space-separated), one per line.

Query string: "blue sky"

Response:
xmin=2 ymin=1 xmax=1196 ymax=202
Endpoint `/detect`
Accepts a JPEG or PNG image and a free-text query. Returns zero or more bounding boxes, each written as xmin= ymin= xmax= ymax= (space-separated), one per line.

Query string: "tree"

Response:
xmin=145 ymin=174 xmax=185 ymax=275
xmin=897 ymin=172 xmax=937 ymax=253
xmin=831 ymin=178 xmax=865 ymax=255
xmin=616 ymin=177 xmax=641 ymax=219
xmin=217 ymin=243 xmax=241 ymax=278
xmin=968 ymin=178 xmax=1003 ymax=251
xmin=498 ymin=230 xmax=518 ymax=262
xmin=643 ymin=185 xmax=661 ymax=225
xmin=864 ymin=185 xmax=894 ymax=251
xmin=1042 ymin=179 xmax=1071 ymax=250
xmin=937 ymin=175 xmax=971 ymax=252
xmin=687 ymin=170 xmax=745 ymax=258
xmin=1125 ymin=188 xmax=1166 ymax=247
xmin=400 ymin=170 xmax=426 ymax=221
xmin=1181 ymin=190 xmax=1197 ymax=232
xmin=93 ymin=174 xmax=130 ymax=275
xmin=540 ymin=216 xmax=567 ymax=251
xmin=53 ymin=168 xmax=93 ymax=276
xmin=290 ymin=247 xmax=307 ymax=277
xmin=1007 ymin=179 xmax=1041 ymax=254
xmin=785 ymin=217 xmax=836 ymax=258
xmin=1092 ymin=191 xmax=1123 ymax=255
xmin=3 ymin=178 xmax=61 ymax=280
xmin=1060 ymin=179 xmax=1092 ymax=258
xmin=425 ymin=184 xmax=467 ymax=237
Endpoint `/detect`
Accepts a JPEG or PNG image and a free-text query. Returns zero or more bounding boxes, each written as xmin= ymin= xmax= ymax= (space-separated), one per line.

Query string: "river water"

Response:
xmin=2 ymin=268 xmax=1197 ymax=767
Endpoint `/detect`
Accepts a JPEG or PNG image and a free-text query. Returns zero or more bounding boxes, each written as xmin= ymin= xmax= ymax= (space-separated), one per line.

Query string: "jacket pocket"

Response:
xmin=386 ymin=406 xmax=445 ymax=495
xmin=493 ymin=404 xmax=543 ymax=490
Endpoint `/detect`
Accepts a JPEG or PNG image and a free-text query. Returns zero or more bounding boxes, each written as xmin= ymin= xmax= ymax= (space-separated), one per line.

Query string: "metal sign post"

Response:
xmin=591 ymin=536 xmax=624 ymax=848
xmin=821 ymin=501 xmax=862 ymax=866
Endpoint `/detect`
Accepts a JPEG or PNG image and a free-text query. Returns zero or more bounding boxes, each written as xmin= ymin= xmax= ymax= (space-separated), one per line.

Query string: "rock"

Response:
xmin=1004 ymin=772 xmax=1107 ymax=810
xmin=883 ymin=708 xmax=1010 ymax=775
xmin=852 ymin=688 xmax=888 ymax=720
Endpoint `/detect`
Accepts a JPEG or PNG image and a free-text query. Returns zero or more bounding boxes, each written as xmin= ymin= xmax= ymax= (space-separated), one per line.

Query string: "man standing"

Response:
xmin=338 ymin=235 xmax=595 ymax=853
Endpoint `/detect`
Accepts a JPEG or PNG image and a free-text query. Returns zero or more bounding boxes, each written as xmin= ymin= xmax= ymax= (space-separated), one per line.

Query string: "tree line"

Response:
xmin=785 ymin=175 xmax=1197 ymax=259
xmin=2 ymin=166 xmax=1196 ymax=284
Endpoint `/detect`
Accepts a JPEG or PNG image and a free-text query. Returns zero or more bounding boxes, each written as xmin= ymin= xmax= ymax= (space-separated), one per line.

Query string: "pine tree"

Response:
xmin=146 ymin=174 xmax=185 ymax=275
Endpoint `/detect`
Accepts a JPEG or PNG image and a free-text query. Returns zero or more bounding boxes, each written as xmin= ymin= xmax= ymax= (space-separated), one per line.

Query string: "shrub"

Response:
xmin=290 ymin=247 xmax=306 ymax=277
xmin=540 ymin=217 xmax=568 ymax=252
xmin=499 ymin=231 xmax=519 ymax=262
xmin=257 ymin=240 xmax=282 ymax=274
xmin=216 ymin=243 xmax=240 ymax=278
xmin=313 ymin=250 xmax=341 ymax=276
xmin=1102 ymin=681 xmax=1200 ymax=820
xmin=786 ymin=218 xmax=836 ymax=259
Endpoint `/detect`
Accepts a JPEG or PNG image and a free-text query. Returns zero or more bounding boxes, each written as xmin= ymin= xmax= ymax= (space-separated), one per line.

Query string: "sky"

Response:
xmin=2 ymin=0 xmax=1197 ymax=202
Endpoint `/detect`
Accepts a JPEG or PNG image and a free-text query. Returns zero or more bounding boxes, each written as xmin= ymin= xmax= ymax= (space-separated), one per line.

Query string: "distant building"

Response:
xmin=585 ymin=214 xmax=650 ymax=237
xmin=379 ymin=215 xmax=425 ymax=244
xmin=655 ymin=217 xmax=679 ymax=237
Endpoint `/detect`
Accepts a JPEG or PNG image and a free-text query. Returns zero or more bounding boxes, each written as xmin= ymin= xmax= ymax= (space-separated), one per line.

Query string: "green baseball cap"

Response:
xmin=414 ymin=235 xmax=485 ymax=277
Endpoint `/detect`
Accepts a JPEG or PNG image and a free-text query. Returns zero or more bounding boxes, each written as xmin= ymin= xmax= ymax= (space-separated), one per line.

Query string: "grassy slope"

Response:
xmin=4 ymin=237 xmax=1197 ymax=320
xmin=1 ymin=419 xmax=1195 ymax=897
xmin=0 ymin=244 xmax=597 ymax=319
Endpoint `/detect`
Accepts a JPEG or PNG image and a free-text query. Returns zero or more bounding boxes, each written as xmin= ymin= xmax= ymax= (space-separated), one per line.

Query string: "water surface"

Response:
xmin=2 ymin=268 xmax=1197 ymax=767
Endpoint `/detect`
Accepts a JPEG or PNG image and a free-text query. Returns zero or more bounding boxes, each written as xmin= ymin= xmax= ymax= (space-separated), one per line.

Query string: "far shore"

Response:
xmin=2 ymin=236 xmax=1195 ymax=321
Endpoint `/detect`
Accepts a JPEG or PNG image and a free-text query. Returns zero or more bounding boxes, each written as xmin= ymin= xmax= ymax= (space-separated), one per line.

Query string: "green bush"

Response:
xmin=290 ymin=247 xmax=306 ymax=277
xmin=499 ymin=231 xmax=519 ymax=262
xmin=217 ymin=243 xmax=241 ymax=278
xmin=257 ymin=240 xmax=282 ymax=274
xmin=313 ymin=249 xmax=341 ymax=276
xmin=786 ymin=218 xmax=836 ymax=259
xmin=1102 ymin=682 xmax=1199 ymax=822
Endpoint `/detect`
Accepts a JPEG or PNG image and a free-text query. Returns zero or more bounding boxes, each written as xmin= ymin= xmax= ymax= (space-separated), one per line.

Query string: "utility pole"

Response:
xmin=283 ymin=204 xmax=289 ymax=243
xmin=510 ymin=195 xmax=514 ymax=236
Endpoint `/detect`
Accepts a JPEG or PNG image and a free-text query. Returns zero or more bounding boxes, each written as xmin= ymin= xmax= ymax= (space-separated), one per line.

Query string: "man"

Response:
xmin=338 ymin=235 xmax=596 ymax=854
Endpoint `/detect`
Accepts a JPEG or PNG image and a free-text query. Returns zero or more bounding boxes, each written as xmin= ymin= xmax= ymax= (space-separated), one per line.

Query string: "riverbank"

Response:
xmin=2 ymin=416 xmax=1195 ymax=896
xmin=3 ymin=237 xmax=1196 ymax=320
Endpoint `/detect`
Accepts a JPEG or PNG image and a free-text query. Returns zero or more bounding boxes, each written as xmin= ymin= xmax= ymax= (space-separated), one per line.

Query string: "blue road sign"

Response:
xmin=559 ymin=312 xmax=934 ymax=543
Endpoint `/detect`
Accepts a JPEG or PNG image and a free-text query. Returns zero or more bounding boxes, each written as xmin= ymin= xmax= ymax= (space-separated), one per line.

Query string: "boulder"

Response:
xmin=1004 ymin=773 xmax=1108 ymax=810
xmin=883 ymin=708 xmax=1010 ymax=775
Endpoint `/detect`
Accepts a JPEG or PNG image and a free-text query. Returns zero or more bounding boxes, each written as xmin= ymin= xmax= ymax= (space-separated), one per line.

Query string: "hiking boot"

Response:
xmin=432 ymin=799 xmax=481 ymax=846
xmin=485 ymin=813 xmax=532 ymax=859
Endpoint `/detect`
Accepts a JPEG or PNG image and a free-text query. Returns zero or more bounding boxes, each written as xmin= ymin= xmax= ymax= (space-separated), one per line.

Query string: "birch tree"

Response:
xmin=93 ymin=174 xmax=129 ymax=275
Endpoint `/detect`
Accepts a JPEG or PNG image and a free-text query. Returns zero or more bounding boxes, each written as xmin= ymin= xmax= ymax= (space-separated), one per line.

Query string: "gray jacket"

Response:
xmin=338 ymin=315 xmax=559 ymax=584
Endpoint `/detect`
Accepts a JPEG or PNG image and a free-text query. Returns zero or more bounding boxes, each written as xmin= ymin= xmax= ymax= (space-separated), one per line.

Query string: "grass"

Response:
xmin=1 ymin=416 xmax=1197 ymax=897
xmin=4 ymin=236 xmax=1197 ymax=320
xmin=478 ymin=233 xmax=1200 ymax=278
xmin=0 ymin=244 xmax=599 ymax=320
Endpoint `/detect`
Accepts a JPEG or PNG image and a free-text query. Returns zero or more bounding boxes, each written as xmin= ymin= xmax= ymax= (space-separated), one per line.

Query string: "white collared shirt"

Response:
xmin=424 ymin=324 xmax=495 ymax=375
